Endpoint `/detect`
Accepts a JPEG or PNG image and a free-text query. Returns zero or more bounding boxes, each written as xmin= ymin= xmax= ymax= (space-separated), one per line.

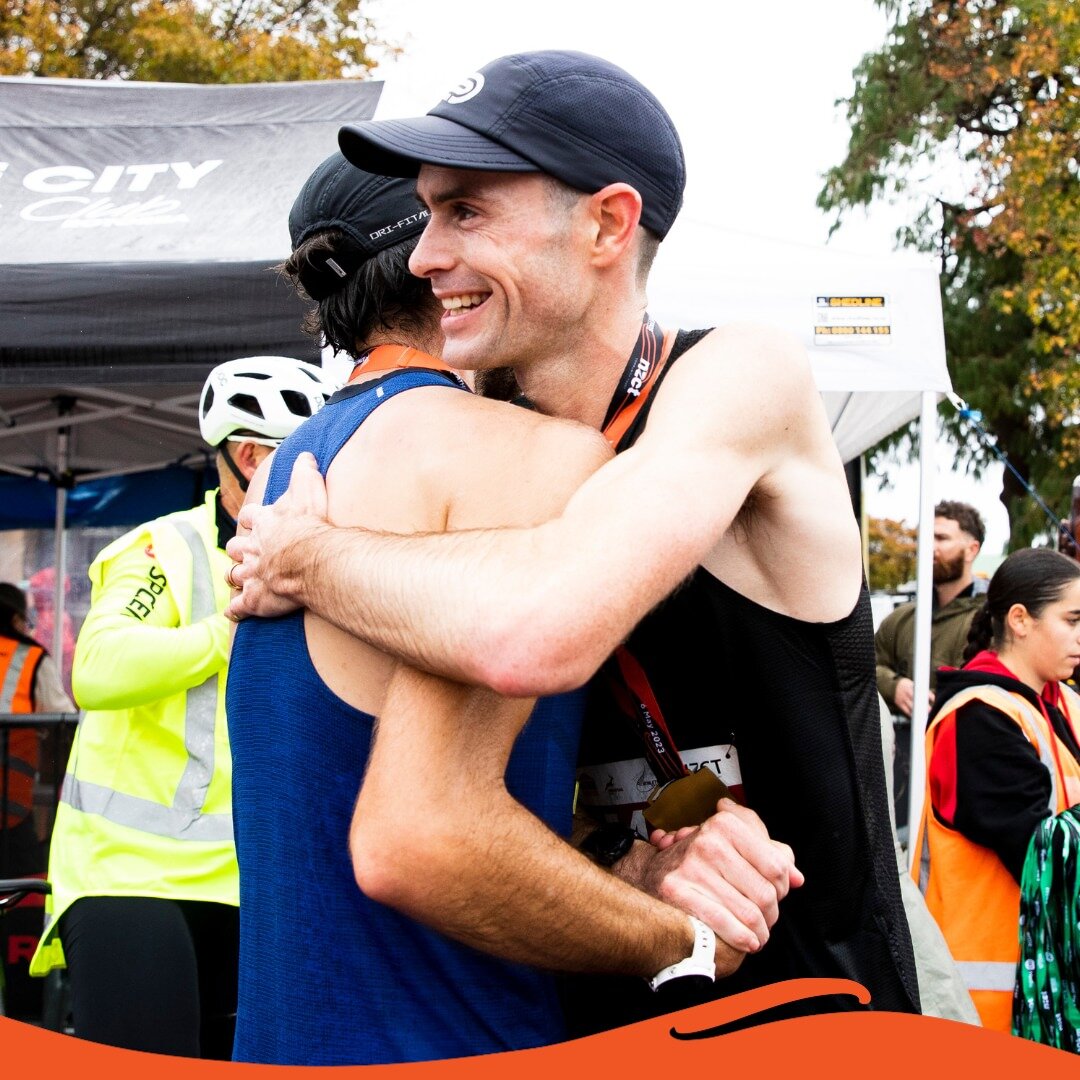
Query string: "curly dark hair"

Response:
xmin=280 ymin=230 xmax=440 ymax=360
xmin=936 ymin=500 xmax=985 ymax=545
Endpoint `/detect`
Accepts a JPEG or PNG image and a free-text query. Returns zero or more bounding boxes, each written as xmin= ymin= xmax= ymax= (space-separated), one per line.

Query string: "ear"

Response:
xmin=234 ymin=440 xmax=271 ymax=482
xmin=1005 ymin=602 xmax=1031 ymax=639
xmin=966 ymin=539 xmax=981 ymax=564
xmin=584 ymin=183 xmax=643 ymax=269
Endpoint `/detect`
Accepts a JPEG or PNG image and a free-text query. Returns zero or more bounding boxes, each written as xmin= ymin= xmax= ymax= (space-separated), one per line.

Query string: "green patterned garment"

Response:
xmin=1013 ymin=807 xmax=1080 ymax=1053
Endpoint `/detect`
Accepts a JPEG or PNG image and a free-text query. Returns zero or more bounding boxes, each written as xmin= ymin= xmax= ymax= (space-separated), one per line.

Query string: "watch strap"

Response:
xmin=647 ymin=915 xmax=717 ymax=991
xmin=580 ymin=822 xmax=638 ymax=868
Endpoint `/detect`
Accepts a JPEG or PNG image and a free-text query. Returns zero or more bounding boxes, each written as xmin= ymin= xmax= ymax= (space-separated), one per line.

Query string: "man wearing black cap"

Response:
xmin=228 ymin=50 xmax=921 ymax=1023
xmin=225 ymin=152 xmax=799 ymax=1064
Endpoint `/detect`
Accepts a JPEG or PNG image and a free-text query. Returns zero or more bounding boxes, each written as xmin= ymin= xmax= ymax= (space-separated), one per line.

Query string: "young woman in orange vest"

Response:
xmin=0 ymin=582 xmax=73 ymax=1019
xmin=913 ymin=547 xmax=1080 ymax=1032
xmin=0 ymin=583 xmax=74 ymax=848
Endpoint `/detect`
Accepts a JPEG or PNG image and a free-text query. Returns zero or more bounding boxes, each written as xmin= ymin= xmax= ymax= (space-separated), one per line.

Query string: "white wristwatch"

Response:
xmin=647 ymin=915 xmax=717 ymax=991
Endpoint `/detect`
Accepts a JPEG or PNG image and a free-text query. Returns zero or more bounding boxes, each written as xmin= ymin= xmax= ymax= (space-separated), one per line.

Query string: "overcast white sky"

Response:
xmin=367 ymin=0 xmax=898 ymax=251
xmin=364 ymin=0 xmax=1012 ymax=553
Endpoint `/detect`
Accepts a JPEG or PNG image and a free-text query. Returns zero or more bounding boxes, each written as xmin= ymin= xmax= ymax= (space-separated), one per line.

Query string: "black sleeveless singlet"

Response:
xmin=562 ymin=329 xmax=920 ymax=1031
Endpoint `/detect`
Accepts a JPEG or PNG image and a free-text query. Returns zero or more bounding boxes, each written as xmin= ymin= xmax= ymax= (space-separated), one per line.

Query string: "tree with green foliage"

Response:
xmin=0 ymin=0 xmax=388 ymax=82
xmin=820 ymin=0 xmax=1080 ymax=547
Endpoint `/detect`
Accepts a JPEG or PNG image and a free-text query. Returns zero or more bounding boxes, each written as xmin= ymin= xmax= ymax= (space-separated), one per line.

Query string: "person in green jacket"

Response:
xmin=875 ymin=500 xmax=986 ymax=718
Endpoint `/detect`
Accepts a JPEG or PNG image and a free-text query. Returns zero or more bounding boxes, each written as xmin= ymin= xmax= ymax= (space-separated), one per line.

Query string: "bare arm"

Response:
xmin=228 ymin=328 xmax=819 ymax=696
xmin=351 ymin=663 xmax=753 ymax=973
xmin=252 ymin=387 xmax=799 ymax=967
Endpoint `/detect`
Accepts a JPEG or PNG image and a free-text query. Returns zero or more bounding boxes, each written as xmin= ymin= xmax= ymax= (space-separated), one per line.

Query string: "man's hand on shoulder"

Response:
xmin=613 ymin=798 xmax=803 ymax=955
xmin=226 ymin=452 xmax=331 ymax=621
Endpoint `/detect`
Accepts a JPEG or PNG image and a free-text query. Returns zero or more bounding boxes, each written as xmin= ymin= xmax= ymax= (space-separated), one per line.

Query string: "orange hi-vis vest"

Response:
xmin=912 ymin=682 xmax=1080 ymax=1032
xmin=0 ymin=636 xmax=44 ymax=828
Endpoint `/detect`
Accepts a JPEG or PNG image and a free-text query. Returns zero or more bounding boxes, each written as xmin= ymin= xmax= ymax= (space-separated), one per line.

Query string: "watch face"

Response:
xmin=584 ymin=824 xmax=637 ymax=866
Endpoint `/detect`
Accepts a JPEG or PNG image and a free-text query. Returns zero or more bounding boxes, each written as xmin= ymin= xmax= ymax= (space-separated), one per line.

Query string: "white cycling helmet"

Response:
xmin=199 ymin=356 xmax=334 ymax=448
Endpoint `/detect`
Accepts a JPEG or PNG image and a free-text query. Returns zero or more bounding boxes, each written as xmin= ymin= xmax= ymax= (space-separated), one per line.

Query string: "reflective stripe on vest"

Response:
xmin=0 ymin=643 xmax=32 ymax=711
xmin=957 ymin=960 xmax=1016 ymax=993
xmin=59 ymin=776 xmax=232 ymax=842
xmin=918 ymin=684 xmax=1060 ymax=894
xmin=170 ymin=520 xmax=219 ymax=825
xmin=60 ymin=519 xmax=232 ymax=843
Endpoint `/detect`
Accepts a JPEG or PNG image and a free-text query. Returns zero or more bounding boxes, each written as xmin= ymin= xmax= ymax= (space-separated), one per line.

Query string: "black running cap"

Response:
xmin=338 ymin=50 xmax=686 ymax=239
xmin=288 ymin=152 xmax=428 ymax=300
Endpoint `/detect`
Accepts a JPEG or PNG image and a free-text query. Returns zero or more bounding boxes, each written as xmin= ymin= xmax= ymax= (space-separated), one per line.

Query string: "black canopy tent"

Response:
xmin=1 ymin=76 xmax=382 ymax=379
xmin=0 ymin=75 xmax=382 ymax=655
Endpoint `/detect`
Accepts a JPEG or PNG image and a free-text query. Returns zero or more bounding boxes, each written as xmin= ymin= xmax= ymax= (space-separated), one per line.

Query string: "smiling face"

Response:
xmin=1008 ymin=577 xmax=1080 ymax=686
xmin=409 ymin=166 xmax=592 ymax=373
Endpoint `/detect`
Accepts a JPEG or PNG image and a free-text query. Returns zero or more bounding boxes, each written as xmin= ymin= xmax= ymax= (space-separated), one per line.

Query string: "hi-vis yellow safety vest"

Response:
xmin=912 ymin=682 xmax=1080 ymax=1032
xmin=32 ymin=491 xmax=236 ymax=975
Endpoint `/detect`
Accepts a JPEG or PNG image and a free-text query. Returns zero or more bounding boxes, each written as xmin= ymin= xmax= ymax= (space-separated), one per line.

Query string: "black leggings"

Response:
xmin=60 ymin=895 xmax=239 ymax=1058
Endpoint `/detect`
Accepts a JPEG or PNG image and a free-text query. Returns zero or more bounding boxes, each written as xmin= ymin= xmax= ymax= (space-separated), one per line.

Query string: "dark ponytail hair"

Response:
xmin=0 ymin=583 xmax=40 ymax=649
xmin=279 ymin=231 xmax=439 ymax=361
xmin=963 ymin=548 xmax=1080 ymax=663
xmin=962 ymin=604 xmax=995 ymax=663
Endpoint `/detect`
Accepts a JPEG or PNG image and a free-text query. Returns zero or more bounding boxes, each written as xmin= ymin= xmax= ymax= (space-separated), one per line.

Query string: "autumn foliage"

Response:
xmin=820 ymin=0 xmax=1080 ymax=546
xmin=867 ymin=516 xmax=918 ymax=592
xmin=0 ymin=0 xmax=386 ymax=82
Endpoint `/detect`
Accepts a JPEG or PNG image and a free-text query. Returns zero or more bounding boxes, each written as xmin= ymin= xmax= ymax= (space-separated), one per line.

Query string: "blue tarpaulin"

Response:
xmin=0 ymin=465 xmax=216 ymax=531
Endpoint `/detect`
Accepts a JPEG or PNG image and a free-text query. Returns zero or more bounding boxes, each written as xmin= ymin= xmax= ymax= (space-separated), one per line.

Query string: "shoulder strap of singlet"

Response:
xmin=613 ymin=328 xmax=714 ymax=452
xmin=265 ymin=369 xmax=467 ymax=505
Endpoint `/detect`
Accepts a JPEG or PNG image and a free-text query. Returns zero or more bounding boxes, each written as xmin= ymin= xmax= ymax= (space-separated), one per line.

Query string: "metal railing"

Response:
xmin=0 ymin=712 xmax=80 ymax=876
xmin=1 ymin=712 xmax=79 ymax=1025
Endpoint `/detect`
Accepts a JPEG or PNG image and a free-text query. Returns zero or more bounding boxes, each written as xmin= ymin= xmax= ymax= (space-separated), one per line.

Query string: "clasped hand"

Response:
xmin=622 ymin=797 xmax=803 ymax=956
xmin=225 ymin=452 xmax=328 ymax=621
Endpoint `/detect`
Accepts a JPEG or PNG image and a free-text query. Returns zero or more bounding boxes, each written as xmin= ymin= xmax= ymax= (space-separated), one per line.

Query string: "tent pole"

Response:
xmin=906 ymin=390 xmax=937 ymax=866
xmin=52 ymin=416 xmax=70 ymax=667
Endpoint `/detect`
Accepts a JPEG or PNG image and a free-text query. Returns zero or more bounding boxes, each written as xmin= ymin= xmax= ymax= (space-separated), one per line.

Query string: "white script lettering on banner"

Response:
xmin=1 ymin=160 xmax=223 ymax=228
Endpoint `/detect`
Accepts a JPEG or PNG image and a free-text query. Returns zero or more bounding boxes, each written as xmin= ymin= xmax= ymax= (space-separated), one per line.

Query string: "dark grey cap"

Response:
xmin=288 ymin=152 xmax=428 ymax=300
xmin=339 ymin=51 xmax=685 ymax=238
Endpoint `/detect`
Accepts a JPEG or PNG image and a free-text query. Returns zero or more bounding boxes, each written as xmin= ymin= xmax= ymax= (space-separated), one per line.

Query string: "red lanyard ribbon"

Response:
xmin=600 ymin=314 xmax=665 ymax=449
xmin=604 ymin=645 xmax=688 ymax=784
xmin=599 ymin=316 xmax=685 ymax=780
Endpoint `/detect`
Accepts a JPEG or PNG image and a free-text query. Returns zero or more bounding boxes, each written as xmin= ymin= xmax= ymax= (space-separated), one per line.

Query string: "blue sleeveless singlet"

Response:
xmin=228 ymin=370 xmax=584 ymax=1064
